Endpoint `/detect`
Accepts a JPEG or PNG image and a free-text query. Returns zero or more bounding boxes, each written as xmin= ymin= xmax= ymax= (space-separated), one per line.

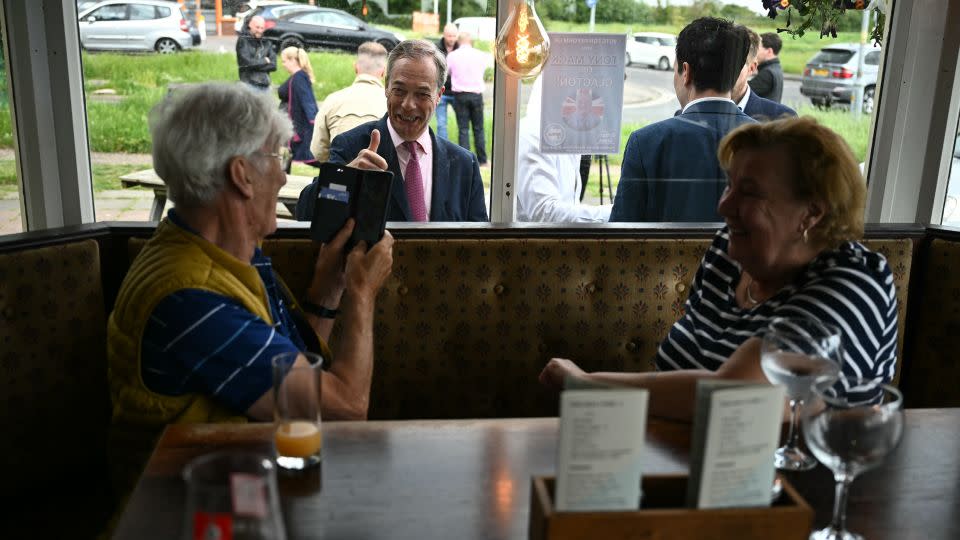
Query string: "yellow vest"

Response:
xmin=106 ymin=219 xmax=321 ymax=492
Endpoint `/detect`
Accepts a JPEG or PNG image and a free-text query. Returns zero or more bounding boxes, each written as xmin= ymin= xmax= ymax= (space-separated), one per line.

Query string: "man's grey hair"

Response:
xmin=356 ymin=41 xmax=388 ymax=75
xmin=149 ymin=83 xmax=293 ymax=208
xmin=386 ymin=39 xmax=447 ymax=92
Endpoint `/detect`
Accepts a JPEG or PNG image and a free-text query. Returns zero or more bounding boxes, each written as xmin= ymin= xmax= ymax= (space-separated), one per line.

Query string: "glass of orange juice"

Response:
xmin=272 ymin=352 xmax=323 ymax=471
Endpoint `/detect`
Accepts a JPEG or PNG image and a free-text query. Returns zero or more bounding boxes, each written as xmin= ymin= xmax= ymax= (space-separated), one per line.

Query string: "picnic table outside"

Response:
xmin=120 ymin=168 xmax=315 ymax=221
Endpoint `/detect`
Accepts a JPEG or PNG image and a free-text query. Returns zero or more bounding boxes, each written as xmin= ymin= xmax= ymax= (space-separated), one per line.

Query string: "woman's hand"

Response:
xmin=539 ymin=358 xmax=586 ymax=391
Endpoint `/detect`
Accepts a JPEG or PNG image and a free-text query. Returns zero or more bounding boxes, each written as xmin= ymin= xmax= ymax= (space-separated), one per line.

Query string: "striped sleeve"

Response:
xmin=771 ymin=245 xmax=898 ymax=384
xmin=141 ymin=289 xmax=301 ymax=414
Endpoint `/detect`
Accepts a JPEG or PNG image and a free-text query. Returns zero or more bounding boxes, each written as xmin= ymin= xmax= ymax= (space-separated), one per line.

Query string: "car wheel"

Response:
xmin=281 ymin=38 xmax=305 ymax=52
xmin=658 ymin=56 xmax=670 ymax=71
xmin=625 ymin=52 xmax=632 ymax=67
xmin=155 ymin=38 xmax=180 ymax=54
xmin=863 ymin=86 xmax=876 ymax=115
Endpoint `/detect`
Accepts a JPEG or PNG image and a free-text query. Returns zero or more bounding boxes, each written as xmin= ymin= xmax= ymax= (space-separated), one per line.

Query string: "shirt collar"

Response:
xmin=736 ymin=86 xmax=751 ymax=111
xmin=386 ymin=118 xmax=432 ymax=155
xmin=353 ymin=73 xmax=384 ymax=87
xmin=167 ymin=209 xmax=264 ymax=262
xmin=681 ymin=96 xmax=736 ymax=114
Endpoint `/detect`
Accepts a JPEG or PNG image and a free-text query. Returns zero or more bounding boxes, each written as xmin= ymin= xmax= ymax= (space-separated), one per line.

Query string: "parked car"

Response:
xmin=261 ymin=7 xmax=404 ymax=53
xmin=233 ymin=0 xmax=297 ymax=33
xmin=625 ymin=32 xmax=675 ymax=71
xmin=453 ymin=16 xmax=496 ymax=42
xmin=78 ymin=0 xmax=194 ymax=53
xmin=800 ymin=43 xmax=881 ymax=114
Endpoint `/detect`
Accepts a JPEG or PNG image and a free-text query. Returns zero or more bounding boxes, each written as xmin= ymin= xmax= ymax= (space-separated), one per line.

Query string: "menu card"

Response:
xmin=686 ymin=380 xmax=785 ymax=509
xmin=554 ymin=388 xmax=649 ymax=511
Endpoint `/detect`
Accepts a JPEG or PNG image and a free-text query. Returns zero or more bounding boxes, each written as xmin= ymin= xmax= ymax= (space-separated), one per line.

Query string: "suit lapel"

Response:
xmin=430 ymin=130 xmax=449 ymax=221
xmin=376 ymin=117 xmax=411 ymax=221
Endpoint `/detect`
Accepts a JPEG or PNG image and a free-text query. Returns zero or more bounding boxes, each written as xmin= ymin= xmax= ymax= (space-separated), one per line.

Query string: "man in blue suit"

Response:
xmin=610 ymin=18 xmax=756 ymax=223
xmin=296 ymin=39 xmax=487 ymax=223
xmin=736 ymin=27 xmax=796 ymax=121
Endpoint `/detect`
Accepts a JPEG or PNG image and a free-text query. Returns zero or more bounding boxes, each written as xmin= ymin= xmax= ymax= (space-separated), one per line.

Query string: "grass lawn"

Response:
xmin=0 ymin=160 xmax=146 ymax=194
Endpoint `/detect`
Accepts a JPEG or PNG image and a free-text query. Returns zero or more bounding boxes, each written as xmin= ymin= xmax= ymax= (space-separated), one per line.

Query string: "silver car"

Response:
xmin=78 ymin=0 xmax=194 ymax=53
xmin=800 ymin=43 xmax=881 ymax=114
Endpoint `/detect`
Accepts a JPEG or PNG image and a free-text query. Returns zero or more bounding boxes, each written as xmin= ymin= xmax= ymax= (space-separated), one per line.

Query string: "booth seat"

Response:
xmin=0 ymin=222 xmax=942 ymax=538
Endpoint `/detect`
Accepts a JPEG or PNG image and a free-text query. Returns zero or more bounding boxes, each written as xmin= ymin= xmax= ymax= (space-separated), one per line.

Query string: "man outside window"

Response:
xmin=735 ymin=26 xmax=796 ymax=121
xmin=236 ymin=15 xmax=276 ymax=91
xmin=749 ymin=32 xmax=784 ymax=103
xmin=434 ymin=23 xmax=459 ymax=140
xmin=295 ymin=39 xmax=488 ymax=222
xmin=609 ymin=17 xmax=756 ymax=223
xmin=310 ymin=42 xmax=389 ymax=163
xmin=446 ymin=32 xmax=492 ymax=165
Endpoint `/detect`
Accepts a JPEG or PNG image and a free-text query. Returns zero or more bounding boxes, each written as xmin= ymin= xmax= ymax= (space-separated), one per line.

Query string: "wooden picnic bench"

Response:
xmin=120 ymin=168 xmax=314 ymax=221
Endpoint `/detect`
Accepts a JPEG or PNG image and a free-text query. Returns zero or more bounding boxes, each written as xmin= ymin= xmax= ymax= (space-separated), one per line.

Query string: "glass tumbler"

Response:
xmin=272 ymin=351 xmax=324 ymax=471
xmin=182 ymin=451 xmax=285 ymax=540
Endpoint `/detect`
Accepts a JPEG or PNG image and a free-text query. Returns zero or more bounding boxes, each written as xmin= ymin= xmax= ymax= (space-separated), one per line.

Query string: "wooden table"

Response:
xmin=120 ymin=168 xmax=314 ymax=221
xmin=113 ymin=411 xmax=960 ymax=540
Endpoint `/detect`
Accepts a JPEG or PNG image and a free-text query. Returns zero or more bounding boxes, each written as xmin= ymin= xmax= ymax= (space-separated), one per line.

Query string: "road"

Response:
xmin=618 ymin=64 xmax=806 ymax=124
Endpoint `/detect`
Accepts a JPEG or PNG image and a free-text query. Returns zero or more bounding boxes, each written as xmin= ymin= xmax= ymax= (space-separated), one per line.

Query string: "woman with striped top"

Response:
xmin=539 ymin=117 xmax=898 ymax=421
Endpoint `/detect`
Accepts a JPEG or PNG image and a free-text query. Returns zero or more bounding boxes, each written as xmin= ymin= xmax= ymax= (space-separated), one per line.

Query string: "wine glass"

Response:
xmin=760 ymin=317 xmax=842 ymax=471
xmin=802 ymin=375 xmax=904 ymax=540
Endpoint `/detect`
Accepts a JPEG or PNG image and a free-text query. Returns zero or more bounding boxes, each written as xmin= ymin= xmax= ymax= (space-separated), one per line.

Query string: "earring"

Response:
xmin=802 ymin=228 xmax=809 ymax=244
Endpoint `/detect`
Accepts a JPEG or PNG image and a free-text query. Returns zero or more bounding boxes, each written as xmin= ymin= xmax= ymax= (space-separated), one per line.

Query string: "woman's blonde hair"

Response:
xmin=717 ymin=116 xmax=865 ymax=246
xmin=281 ymin=46 xmax=315 ymax=83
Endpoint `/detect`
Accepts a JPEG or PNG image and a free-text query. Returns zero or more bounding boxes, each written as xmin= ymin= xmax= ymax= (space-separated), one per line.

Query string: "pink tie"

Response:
xmin=403 ymin=141 xmax=428 ymax=222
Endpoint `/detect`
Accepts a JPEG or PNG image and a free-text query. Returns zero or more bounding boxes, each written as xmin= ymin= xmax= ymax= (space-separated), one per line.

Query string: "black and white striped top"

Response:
xmin=655 ymin=228 xmax=898 ymax=384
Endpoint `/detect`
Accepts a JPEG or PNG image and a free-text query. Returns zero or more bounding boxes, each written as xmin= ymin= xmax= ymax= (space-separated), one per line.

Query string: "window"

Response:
xmin=864 ymin=50 xmax=881 ymax=66
xmin=90 ymin=5 xmax=127 ymax=22
xmin=128 ymin=5 xmax=159 ymax=21
xmin=0 ymin=28 xmax=20 ymax=235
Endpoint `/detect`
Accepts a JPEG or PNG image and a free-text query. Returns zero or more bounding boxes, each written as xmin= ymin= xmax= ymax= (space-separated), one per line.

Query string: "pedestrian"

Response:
xmin=446 ymin=32 xmax=491 ymax=165
xmin=434 ymin=23 xmax=459 ymax=140
xmin=236 ymin=15 xmax=276 ymax=91
xmin=749 ymin=32 xmax=784 ymax=103
xmin=278 ymin=47 xmax=318 ymax=170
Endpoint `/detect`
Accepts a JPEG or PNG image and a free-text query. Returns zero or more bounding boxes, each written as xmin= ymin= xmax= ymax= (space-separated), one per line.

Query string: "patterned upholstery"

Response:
xmin=0 ymin=239 xmax=112 ymax=536
xmin=902 ymin=238 xmax=960 ymax=406
xmin=264 ymin=237 xmax=914 ymax=419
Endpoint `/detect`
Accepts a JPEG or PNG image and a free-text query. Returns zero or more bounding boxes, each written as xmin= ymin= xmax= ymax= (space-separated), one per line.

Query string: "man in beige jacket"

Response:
xmin=310 ymin=42 xmax=389 ymax=162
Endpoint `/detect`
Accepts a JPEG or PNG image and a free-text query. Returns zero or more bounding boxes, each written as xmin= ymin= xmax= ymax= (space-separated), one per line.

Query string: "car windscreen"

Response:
xmin=810 ymin=49 xmax=855 ymax=65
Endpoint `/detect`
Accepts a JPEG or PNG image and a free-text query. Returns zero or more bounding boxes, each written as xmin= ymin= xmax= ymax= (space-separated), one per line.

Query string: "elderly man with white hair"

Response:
xmin=107 ymin=83 xmax=394 ymax=489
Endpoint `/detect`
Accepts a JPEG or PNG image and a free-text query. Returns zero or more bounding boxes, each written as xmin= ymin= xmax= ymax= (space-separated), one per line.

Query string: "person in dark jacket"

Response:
xmin=278 ymin=46 xmax=319 ymax=168
xmin=236 ymin=16 xmax=276 ymax=91
xmin=749 ymin=32 xmax=784 ymax=103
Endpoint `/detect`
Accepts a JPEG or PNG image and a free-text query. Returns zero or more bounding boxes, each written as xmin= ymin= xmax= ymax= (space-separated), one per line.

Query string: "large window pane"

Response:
xmin=0 ymin=24 xmax=21 ymax=235
xmin=514 ymin=3 xmax=889 ymax=223
xmin=79 ymin=0 xmax=496 ymax=223
xmin=941 ymin=124 xmax=960 ymax=227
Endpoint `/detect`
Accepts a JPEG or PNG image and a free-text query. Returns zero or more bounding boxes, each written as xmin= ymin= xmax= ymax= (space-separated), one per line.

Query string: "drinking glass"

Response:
xmin=802 ymin=375 xmax=904 ymax=540
xmin=272 ymin=351 xmax=324 ymax=471
xmin=182 ymin=451 xmax=286 ymax=540
xmin=760 ymin=317 xmax=842 ymax=471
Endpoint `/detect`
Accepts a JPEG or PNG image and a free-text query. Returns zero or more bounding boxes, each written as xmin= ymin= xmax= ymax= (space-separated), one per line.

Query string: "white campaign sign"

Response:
xmin=539 ymin=32 xmax=626 ymax=155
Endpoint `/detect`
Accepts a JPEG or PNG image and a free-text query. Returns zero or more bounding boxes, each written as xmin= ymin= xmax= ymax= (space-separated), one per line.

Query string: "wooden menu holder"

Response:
xmin=528 ymin=474 xmax=813 ymax=540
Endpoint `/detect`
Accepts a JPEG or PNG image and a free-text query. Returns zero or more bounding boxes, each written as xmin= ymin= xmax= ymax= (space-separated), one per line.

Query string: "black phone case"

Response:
xmin=310 ymin=163 xmax=393 ymax=249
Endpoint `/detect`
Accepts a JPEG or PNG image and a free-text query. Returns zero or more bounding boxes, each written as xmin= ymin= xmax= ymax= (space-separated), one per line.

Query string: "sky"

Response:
xmin=637 ymin=0 xmax=769 ymax=16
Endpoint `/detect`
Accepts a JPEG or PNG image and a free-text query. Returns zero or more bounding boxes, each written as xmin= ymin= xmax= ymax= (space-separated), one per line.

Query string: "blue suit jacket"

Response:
xmin=743 ymin=91 xmax=796 ymax=121
xmin=610 ymin=100 xmax=756 ymax=222
xmin=296 ymin=116 xmax=488 ymax=222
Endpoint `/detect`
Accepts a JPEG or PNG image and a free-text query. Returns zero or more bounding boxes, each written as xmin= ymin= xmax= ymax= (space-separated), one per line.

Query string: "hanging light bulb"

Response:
xmin=494 ymin=0 xmax=550 ymax=79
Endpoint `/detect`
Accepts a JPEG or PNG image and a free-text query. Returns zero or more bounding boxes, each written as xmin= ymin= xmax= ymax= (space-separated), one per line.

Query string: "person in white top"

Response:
xmin=516 ymin=76 xmax=612 ymax=222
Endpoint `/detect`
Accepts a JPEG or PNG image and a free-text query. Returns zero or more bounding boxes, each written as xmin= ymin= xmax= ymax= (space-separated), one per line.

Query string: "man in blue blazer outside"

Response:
xmin=610 ymin=18 xmax=756 ymax=223
xmin=296 ymin=39 xmax=487 ymax=223
xmin=736 ymin=27 xmax=797 ymax=122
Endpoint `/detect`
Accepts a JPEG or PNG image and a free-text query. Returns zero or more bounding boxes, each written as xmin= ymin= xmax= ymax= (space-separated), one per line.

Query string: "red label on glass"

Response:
xmin=193 ymin=512 xmax=232 ymax=540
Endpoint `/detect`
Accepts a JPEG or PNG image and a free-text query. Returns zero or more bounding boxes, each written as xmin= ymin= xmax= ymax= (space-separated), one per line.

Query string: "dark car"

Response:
xmin=261 ymin=6 xmax=403 ymax=53
xmin=240 ymin=3 xmax=311 ymax=34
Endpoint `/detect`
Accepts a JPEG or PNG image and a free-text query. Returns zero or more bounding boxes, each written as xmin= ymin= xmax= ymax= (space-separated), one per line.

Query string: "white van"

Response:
xmin=453 ymin=16 xmax=496 ymax=42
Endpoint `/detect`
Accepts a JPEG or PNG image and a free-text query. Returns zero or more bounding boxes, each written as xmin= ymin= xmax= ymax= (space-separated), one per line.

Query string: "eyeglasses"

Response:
xmin=253 ymin=147 xmax=291 ymax=165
